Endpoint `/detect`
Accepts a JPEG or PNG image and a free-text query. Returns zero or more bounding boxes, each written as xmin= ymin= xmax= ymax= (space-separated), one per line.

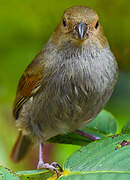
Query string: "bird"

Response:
xmin=10 ymin=6 xmax=118 ymax=174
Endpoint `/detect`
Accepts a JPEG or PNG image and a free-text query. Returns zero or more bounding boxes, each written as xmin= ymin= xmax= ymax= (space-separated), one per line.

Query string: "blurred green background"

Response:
xmin=0 ymin=0 xmax=130 ymax=171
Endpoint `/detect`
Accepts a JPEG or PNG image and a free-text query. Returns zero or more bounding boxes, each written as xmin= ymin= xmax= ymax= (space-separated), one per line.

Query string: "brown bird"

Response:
xmin=11 ymin=6 xmax=118 ymax=173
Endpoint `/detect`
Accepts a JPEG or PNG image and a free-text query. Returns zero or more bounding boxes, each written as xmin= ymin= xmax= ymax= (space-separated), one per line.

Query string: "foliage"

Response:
xmin=0 ymin=110 xmax=130 ymax=179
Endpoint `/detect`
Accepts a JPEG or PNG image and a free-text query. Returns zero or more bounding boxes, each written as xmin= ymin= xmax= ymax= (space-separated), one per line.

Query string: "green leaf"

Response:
xmin=59 ymin=172 xmax=130 ymax=180
xmin=48 ymin=132 xmax=91 ymax=146
xmin=16 ymin=169 xmax=53 ymax=180
xmin=121 ymin=120 xmax=130 ymax=134
xmin=0 ymin=166 xmax=19 ymax=180
xmin=48 ymin=110 xmax=117 ymax=146
xmin=60 ymin=134 xmax=130 ymax=179
xmin=86 ymin=110 xmax=117 ymax=135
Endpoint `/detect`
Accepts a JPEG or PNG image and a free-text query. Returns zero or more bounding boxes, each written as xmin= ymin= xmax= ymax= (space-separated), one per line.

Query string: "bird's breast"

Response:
xmin=44 ymin=44 xmax=117 ymax=97
xmin=25 ymin=44 xmax=118 ymax=140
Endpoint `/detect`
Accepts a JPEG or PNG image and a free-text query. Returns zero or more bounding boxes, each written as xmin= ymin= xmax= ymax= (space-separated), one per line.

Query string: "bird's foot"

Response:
xmin=37 ymin=160 xmax=63 ymax=177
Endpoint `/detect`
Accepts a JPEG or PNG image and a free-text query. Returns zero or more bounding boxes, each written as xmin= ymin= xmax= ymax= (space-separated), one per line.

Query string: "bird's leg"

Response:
xmin=37 ymin=143 xmax=63 ymax=176
xmin=37 ymin=143 xmax=44 ymax=169
xmin=75 ymin=129 xmax=100 ymax=141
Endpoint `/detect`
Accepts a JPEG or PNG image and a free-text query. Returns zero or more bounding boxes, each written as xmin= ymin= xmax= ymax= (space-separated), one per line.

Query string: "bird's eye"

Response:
xmin=95 ymin=21 xmax=99 ymax=29
xmin=63 ymin=19 xmax=67 ymax=27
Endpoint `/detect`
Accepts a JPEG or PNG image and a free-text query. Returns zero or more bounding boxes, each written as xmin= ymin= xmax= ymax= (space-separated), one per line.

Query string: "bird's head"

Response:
xmin=51 ymin=6 xmax=108 ymax=48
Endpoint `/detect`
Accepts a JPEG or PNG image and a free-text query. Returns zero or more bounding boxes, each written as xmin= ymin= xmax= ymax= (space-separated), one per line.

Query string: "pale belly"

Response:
xmin=17 ymin=79 xmax=114 ymax=142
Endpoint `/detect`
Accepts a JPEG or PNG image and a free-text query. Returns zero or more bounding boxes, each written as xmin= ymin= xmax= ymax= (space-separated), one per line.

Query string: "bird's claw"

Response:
xmin=51 ymin=162 xmax=63 ymax=172
xmin=37 ymin=161 xmax=62 ymax=177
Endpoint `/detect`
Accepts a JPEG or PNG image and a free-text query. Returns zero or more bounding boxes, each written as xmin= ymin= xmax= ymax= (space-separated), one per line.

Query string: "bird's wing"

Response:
xmin=13 ymin=53 xmax=45 ymax=119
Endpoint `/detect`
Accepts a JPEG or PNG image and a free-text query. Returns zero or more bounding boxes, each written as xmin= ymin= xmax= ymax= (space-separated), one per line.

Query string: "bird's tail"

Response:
xmin=10 ymin=131 xmax=32 ymax=162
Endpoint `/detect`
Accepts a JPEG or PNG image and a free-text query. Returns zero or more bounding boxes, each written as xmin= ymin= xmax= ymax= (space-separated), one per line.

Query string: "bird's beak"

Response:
xmin=76 ymin=22 xmax=87 ymax=40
